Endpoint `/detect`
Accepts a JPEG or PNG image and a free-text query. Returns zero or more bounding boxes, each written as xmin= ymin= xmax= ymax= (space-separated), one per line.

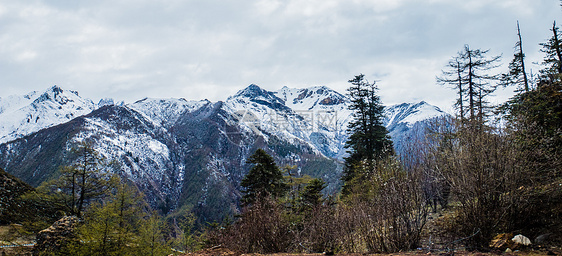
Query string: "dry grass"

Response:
xmin=0 ymin=224 xmax=35 ymax=246
xmin=179 ymin=246 xmax=562 ymax=256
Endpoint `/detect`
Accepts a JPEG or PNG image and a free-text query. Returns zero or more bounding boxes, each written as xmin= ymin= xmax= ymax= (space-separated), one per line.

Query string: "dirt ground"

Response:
xmin=180 ymin=246 xmax=562 ymax=256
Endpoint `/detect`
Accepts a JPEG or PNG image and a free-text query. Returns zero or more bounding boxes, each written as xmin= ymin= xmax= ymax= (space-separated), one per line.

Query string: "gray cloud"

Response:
xmin=0 ymin=0 xmax=560 ymax=111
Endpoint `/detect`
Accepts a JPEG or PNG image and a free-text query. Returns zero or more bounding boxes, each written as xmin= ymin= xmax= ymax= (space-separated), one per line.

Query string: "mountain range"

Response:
xmin=0 ymin=85 xmax=447 ymax=221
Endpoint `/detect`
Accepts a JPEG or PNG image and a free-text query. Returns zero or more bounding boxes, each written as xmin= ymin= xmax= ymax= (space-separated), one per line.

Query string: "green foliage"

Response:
xmin=29 ymin=142 xmax=118 ymax=218
xmin=64 ymin=182 xmax=171 ymax=256
xmin=166 ymin=205 xmax=205 ymax=253
xmin=500 ymin=21 xmax=530 ymax=92
xmin=342 ymin=74 xmax=393 ymax=197
xmin=137 ymin=213 xmax=170 ymax=256
xmin=298 ymin=178 xmax=326 ymax=212
xmin=240 ymin=149 xmax=288 ymax=206
xmin=540 ymin=21 xmax=562 ymax=78
xmin=501 ymin=78 xmax=562 ymax=185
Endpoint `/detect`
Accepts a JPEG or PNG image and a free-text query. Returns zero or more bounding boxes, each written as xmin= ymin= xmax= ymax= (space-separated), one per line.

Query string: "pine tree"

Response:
xmin=240 ymin=149 xmax=287 ymax=206
xmin=138 ymin=213 xmax=169 ymax=256
xmin=341 ymin=74 xmax=393 ymax=196
xmin=439 ymin=45 xmax=501 ymax=123
xmin=437 ymin=57 xmax=467 ymax=119
xmin=500 ymin=21 xmax=530 ymax=92
xmin=69 ymin=181 xmax=158 ymax=255
xmin=540 ymin=21 xmax=562 ymax=80
xmin=299 ymin=178 xmax=326 ymax=211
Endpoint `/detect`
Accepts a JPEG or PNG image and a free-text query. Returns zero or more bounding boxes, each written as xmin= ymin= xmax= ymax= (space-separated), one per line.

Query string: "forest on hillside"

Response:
xmin=1 ymin=18 xmax=562 ymax=256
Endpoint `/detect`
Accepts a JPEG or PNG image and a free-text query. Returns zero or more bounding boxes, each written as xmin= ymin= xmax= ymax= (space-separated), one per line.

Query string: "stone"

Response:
xmin=535 ymin=233 xmax=552 ymax=244
xmin=512 ymin=234 xmax=532 ymax=246
xmin=34 ymin=216 xmax=79 ymax=255
xmin=505 ymin=248 xmax=513 ymax=253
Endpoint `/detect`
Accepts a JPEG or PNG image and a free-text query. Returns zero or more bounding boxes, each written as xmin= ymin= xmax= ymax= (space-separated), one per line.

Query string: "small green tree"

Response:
xmin=240 ymin=149 xmax=288 ymax=206
xmin=299 ymin=178 xmax=326 ymax=212
xmin=169 ymin=205 xmax=201 ymax=253
xmin=68 ymin=181 xmax=152 ymax=256
xmin=137 ymin=213 xmax=169 ymax=256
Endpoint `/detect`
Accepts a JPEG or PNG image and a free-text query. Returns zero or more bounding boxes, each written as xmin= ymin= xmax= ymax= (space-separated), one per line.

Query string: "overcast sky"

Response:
xmin=0 ymin=0 xmax=560 ymax=112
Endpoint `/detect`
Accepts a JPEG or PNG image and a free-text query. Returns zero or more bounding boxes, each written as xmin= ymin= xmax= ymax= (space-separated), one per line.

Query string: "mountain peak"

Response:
xmin=0 ymin=86 xmax=96 ymax=143
xmin=233 ymin=84 xmax=272 ymax=99
xmin=50 ymin=85 xmax=63 ymax=94
xmin=229 ymin=84 xmax=283 ymax=103
xmin=98 ymin=98 xmax=115 ymax=107
xmin=274 ymin=85 xmax=348 ymax=110
xmin=384 ymin=101 xmax=446 ymax=129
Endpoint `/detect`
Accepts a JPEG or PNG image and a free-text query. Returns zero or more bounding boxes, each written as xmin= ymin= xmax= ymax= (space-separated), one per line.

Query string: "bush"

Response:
xmin=208 ymin=196 xmax=292 ymax=253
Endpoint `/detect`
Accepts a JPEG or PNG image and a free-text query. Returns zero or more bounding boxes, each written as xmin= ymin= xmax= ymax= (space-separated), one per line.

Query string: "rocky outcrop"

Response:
xmin=34 ymin=216 xmax=79 ymax=254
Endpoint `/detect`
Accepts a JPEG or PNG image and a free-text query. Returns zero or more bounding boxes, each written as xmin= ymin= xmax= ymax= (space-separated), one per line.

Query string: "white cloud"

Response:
xmin=0 ymin=0 xmax=560 ymax=111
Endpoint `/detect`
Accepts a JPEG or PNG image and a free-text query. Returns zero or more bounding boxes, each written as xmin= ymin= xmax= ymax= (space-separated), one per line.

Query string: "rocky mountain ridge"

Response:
xmin=0 ymin=84 xmax=448 ymax=221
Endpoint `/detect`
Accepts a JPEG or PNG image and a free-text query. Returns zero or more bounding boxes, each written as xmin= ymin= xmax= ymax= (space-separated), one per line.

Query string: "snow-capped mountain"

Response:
xmin=385 ymin=101 xmax=446 ymax=130
xmin=128 ymin=98 xmax=209 ymax=128
xmin=0 ymin=84 xmax=448 ymax=222
xmin=0 ymin=86 xmax=96 ymax=144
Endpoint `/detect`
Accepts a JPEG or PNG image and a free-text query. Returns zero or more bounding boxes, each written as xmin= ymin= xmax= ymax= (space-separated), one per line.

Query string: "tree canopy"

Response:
xmin=341 ymin=74 xmax=393 ymax=197
xmin=240 ymin=149 xmax=287 ymax=206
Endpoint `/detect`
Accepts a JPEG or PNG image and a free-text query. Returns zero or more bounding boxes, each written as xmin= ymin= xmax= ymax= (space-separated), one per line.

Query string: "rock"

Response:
xmin=34 ymin=216 xmax=79 ymax=254
xmin=505 ymin=248 xmax=513 ymax=253
xmin=535 ymin=233 xmax=552 ymax=244
xmin=512 ymin=234 xmax=532 ymax=247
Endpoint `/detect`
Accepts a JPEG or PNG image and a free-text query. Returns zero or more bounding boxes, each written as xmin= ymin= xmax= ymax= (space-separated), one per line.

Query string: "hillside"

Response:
xmin=0 ymin=167 xmax=37 ymax=225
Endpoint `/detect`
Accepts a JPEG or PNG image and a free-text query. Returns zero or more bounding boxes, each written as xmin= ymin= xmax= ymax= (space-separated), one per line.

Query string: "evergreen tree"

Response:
xmin=67 ymin=181 xmax=161 ymax=255
xmin=540 ymin=21 xmax=562 ymax=80
xmin=500 ymin=21 xmax=530 ymax=92
xmin=138 ymin=213 xmax=169 ymax=256
xmin=240 ymin=149 xmax=287 ymax=206
xmin=341 ymin=74 xmax=393 ymax=196
xmin=439 ymin=45 xmax=501 ymax=123
xmin=299 ymin=178 xmax=326 ymax=212
xmin=437 ymin=57 xmax=467 ymax=119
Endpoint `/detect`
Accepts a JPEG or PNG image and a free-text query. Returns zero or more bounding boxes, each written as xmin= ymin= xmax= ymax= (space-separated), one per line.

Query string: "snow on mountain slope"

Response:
xmin=0 ymin=84 xmax=450 ymax=223
xmin=74 ymin=105 xmax=181 ymax=204
xmin=0 ymin=91 xmax=40 ymax=115
xmin=384 ymin=101 xmax=446 ymax=129
xmin=224 ymin=84 xmax=317 ymax=152
xmin=273 ymin=86 xmax=352 ymax=159
xmin=0 ymin=86 xmax=96 ymax=144
xmin=0 ymin=84 xmax=448 ymax=161
xmin=383 ymin=101 xmax=447 ymax=154
xmin=128 ymin=98 xmax=209 ymax=129
xmin=225 ymin=84 xmax=448 ymax=160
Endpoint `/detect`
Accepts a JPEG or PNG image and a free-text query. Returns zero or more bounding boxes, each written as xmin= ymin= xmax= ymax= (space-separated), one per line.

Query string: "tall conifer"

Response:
xmin=341 ymin=74 xmax=393 ymax=196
